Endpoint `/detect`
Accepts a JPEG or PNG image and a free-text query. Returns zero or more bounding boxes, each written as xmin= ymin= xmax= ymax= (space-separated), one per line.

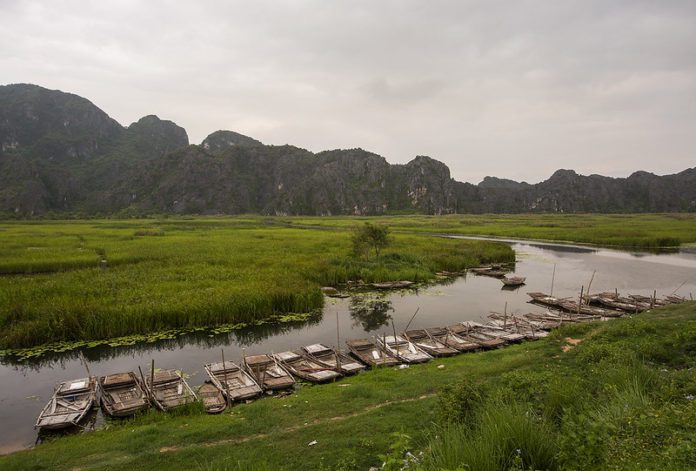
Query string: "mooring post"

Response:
xmin=221 ymin=349 xmax=231 ymax=407
xmin=335 ymin=311 xmax=342 ymax=373
xmin=150 ymin=359 xmax=155 ymax=400
xmin=651 ymin=290 xmax=656 ymax=309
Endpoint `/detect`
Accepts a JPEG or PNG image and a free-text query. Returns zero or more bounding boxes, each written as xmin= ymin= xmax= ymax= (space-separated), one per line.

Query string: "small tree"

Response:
xmin=351 ymin=222 xmax=390 ymax=261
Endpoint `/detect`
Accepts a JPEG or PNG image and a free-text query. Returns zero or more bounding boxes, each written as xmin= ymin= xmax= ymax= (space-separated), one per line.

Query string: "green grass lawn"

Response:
xmin=0 ymin=218 xmax=513 ymax=350
xmin=2 ymin=303 xmax=694 ymax=470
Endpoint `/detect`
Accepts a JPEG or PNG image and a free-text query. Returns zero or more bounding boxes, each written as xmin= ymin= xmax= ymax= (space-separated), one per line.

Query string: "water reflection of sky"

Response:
xmin=1 ymin=239 xmax=695 ymax=454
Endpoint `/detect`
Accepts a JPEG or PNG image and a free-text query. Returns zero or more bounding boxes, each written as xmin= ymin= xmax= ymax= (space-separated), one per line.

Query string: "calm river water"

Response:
xmin=1 ymin=238 xmax=695 ymax=454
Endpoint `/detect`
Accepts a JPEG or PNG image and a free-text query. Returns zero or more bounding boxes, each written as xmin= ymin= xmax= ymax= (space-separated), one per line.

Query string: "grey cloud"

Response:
xmin=1 ymin=0 xmax=695 ymax=183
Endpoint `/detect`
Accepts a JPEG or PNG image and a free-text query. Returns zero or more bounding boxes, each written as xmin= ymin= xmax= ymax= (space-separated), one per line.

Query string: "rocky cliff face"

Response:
xmin=1 ymin=83 xmax=694 ymax=216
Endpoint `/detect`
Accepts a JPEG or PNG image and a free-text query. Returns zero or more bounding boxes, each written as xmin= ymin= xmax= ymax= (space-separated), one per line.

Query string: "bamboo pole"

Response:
xmin=79 ymin=351 xmax=92 ymax=378
xmin=550 ymin=264 xmax=556 ymax=296
xmin=651 ymin=290 xmax=656 ymax=309
xmin=391 ymin=319 xmax=399 ymax=359
xmin=221 ymin=349 xmax=231 ymax=407
xmin=137 ymin=366 xmax=149 ymax=401
xmin=335 ymin=311 xmax=342 ymax=373
xmin=670 ymin=280 xmax=687 ymax=296
xmin=504 ymin=302 xmax=508 ymax=329
xmin=577 ymin=286 xmax=584 ymax=316
xmin=585 ymin=270 xmax=596 ymax=304
xmin=403 ymin=307 xmax=421 ymax=333
xmin=150 ymin=359 xmax=155 ymax=399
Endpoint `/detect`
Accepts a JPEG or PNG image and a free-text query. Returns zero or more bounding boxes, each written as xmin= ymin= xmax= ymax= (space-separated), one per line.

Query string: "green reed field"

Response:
xmin=276 ymin=213 xmax=696 ymax=248
xmin=0 ymin=218 xmax=513 ymax=350
xmin=2 ymin=303 xmax=694 ymax=470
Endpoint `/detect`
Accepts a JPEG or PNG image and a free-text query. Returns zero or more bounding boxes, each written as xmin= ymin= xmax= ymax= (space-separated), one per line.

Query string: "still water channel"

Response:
xmin=1 ymin=237 xmax=695 ymax=454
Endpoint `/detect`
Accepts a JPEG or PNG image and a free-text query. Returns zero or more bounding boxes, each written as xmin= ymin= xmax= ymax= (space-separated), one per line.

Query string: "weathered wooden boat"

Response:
xmin=628 ymin=294 xmax=666 ymax=307
xmin=303 ymin=343 xmax=367 ymax=375
xmin=447 ymin=323 xmax=506 ymax=349
xmin=489 ymin=315 xmax=552 ymax=335
xmin=463 ymin=321 xmax=525 ymax=343
xmin=145 ymin=369 xmax=197 ymax=411
xmin=528 ymin=292 xmax=617 ymax=317
xmin=426 ymin=327 xmax=479 ymax=352
xmin=273 ymin=351 xmax=342 ymax=383
xmin=664 ymin=295 xmax=686 ymax=304
xmin=242 ymin=354 xmax=295 ymax=391
xmin=487 ymin=319 xmax=549 ymax=340
xmin=376 ymin=335 xmax=432 ymax=363
xmin=471 ymin=268 xmax=508 ymax=278
xmin=370 ymin=280 xmax=415 ymax=289
xmin=403 ymin=329 xmax=458 ymax=357
xmin=527 ymin=292 xmax=567 ymax=309
xmin=205 ymin=361 xmax=262 ymax=402
xmin=98 ymin=372 xmax=150 ymax=417
xmin=198 ymin=382 xmax=227 ymax=414
xmin=36 ymin=377 xmax=97 ymax=431
xmin=501 ymin=276 xmax=526 ymax=286
xmin=345 ymin=339 xmax=400 ymax=367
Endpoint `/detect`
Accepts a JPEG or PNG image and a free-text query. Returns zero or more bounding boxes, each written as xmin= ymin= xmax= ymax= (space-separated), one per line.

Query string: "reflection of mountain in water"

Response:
xmin=350 ymin=295 xmax=393 ymax=331
xmin=523 ymin=243 xmax=596 ymax=254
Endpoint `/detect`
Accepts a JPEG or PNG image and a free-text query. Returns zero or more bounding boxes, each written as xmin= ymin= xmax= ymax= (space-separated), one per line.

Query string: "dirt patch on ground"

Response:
xmin=562 ymin=337 xmax=584 ymax=352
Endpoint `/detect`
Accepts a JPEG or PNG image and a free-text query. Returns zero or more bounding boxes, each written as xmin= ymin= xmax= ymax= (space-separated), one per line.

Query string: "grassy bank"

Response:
xmin=2 ymin=303 xmax=694 ymax=470
xmin=0 ymin=218 xmax=513 ymax=350
xmin=277 ymin=213 xmax=696 ymax=248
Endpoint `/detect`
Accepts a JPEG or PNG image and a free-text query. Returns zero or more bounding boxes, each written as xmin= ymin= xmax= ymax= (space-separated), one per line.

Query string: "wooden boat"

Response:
xmin=403 ymin=329 xmax=458 ymax=357
xmin=471 ymin=267 xmax=508 ymax=278
xmin=664 ymin=295 xmax=686 ymax=304
xmin=447 ymin=323 xmax=506 ymax=349
xmin=98 ymin=372 xmax=149 ymax=417
xmin=370 ymin=280 xmax=415 ymax=289
xmin=242 ymin=354 xmax=295 ymax=391
xmin=145 ymin=369 xmax=197 ymax=411
xmin=488 ymin=317 xmax=550 ymax=339
xmin=345 ymin=339 xmax=400 ymax=367
xmin=273 ymin=351 xmax=342 ymax=383
xmin=501 ymin=276 xmax=526 ymax=286
xmin=198 ymin=382 xmax=227 ymax=414
xmin=205 ymin=361 xmax=262 ymax=402
xmin=463 ymin=321 xmax=525 ymax=343
xmin=302 ymin=343 xmax=367 ymax=375
xmin=628 ymin=294 xmax=667 ymax=307
xmin=376 ymin=335 xmax=432 ymax=363
xmin=425 ymin=327 xmax=479 ymax=352
xmin=497 ymin=320 xmax=549 ymax=340
xmin=528 ymin=292 xmax=617 ymax=317
xmin=36 ymin=377 xmax=97 ymax=430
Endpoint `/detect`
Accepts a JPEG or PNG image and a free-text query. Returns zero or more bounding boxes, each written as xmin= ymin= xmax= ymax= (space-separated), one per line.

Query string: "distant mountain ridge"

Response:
xmin=1 ymin=83 xmax=694 ymax=216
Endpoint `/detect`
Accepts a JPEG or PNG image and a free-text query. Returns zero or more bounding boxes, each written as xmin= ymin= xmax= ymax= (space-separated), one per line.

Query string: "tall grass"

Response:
xmin=277 ymin=213 xmax=696 ymax=248
xmin=0 ymin=218 xmax=513 ymax=349
xmin=423 ymin=401 xmax=558 ymax=471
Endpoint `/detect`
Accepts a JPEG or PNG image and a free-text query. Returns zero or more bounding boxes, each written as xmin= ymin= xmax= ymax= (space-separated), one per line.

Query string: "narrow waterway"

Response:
xmin=1 ymin=238 xmax=694 ymax=454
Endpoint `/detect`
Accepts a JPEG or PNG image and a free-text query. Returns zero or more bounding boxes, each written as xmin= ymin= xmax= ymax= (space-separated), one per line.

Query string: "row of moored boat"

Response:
xmin=35 ymin=319 xmax=550 ymax=431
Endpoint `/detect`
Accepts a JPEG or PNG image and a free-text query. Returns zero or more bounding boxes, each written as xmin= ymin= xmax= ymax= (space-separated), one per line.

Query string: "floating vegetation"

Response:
xmin=0 ymin=311 xmax=321 ymax=362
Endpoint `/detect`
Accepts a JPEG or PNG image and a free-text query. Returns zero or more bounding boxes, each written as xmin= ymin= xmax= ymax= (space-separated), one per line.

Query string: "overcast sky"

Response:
xmin=2 ymin=1 xmax=695 ymax=183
